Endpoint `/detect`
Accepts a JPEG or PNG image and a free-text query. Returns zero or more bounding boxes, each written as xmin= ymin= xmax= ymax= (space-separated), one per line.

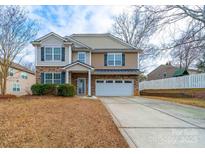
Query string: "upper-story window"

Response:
xmin=45 ymin=47 xmax=61 ymax=61
xmin=9 ymin=68 xmax=15 ymax=76
xmin=21 ymin=72 xmax=28 ymax=79
xmin=107 ymin=53 xmax=122 ymax=66
xmin=78 ymin=52 xmax=86 ymax=63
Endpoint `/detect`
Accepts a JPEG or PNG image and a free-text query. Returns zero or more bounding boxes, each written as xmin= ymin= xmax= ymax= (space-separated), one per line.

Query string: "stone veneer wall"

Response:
xmin=36 ymin=66 xmax=139 ymax=96
xmin=36 ymin=66 xmax=63 ymax=83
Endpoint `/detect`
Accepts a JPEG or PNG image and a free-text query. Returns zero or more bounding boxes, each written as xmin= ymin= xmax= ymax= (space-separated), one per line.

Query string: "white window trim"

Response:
xmin=21 ymin=72 xmax=28 ymax=79
xmin=77 ymin=52 xmax=86 ymax=63
xmin=107 ymin=53 xmax=122 ymax=66
xmin=44 ymin=72 xmax=61 ymax=84
xmin=12 ymin=83 xmax=21 ymax=92
xmin=44 ymin=46 xmax=62 ymax=61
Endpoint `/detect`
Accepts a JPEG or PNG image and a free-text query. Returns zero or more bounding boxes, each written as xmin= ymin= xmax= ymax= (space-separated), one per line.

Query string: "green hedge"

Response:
xmin=31 ymin=84 xmax=75 ymax=97
xmin=57 ymin=84 xmax=76 ymax=97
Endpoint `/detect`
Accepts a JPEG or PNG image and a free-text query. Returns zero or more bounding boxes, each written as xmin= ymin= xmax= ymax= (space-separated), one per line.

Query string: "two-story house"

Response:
xmin=32 ymin=32 xmax=141 ymax=96
xmin=0 ymin=62 xmax=35 ymax=96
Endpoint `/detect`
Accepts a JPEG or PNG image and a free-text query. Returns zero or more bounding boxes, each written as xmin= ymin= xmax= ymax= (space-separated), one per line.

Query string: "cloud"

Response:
xmin=21 ymin=5 xmax=131 ymax=64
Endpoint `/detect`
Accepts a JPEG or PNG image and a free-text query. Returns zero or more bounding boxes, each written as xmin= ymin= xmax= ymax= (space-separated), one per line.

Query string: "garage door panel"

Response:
xmin=96 ymin=80 xmax=134 ymax=96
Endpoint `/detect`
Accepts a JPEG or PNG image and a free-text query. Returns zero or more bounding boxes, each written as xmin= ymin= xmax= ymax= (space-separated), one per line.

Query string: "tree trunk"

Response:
xmin=2 ymin=77 xmax=6 ymax=95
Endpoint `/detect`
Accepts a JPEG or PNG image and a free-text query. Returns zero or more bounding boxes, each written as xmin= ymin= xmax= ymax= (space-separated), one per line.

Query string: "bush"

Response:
xmin=43 ymin=84 xmax=57 ymax=95
xmin=31 ymin=84 xmax=75 ymax=96
xmin=31 ymin=84 xmax=57 ymax=95
xmin=31 ymin=84 xmax=45 ymax=95
xmin=57 ymin=84 xmax=75 ymax=97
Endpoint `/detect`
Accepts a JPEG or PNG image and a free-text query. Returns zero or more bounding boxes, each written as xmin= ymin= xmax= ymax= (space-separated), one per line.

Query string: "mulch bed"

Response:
xmin=0 ymin=97 xmax=128 ymax=148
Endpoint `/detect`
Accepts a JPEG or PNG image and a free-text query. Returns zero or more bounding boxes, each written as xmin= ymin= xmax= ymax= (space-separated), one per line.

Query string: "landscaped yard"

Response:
xmin=143 ymin=96 xmax=205 ymax=108
xmin=0 ymin=96 xmax=128 ymax=148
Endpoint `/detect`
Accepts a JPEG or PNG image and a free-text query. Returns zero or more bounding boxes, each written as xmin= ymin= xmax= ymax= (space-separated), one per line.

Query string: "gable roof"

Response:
xmin=69 ymin=33 xmax=140 ymax=51
xmin=32 ymin=32 xmax=67 ymax=43
xmin=10 ymin=62 xmax=35 ymax=75
xmin=32 ymin=32 xmax=142 ymax=52
xmin=62 ymin=60 xmax=94 ymax=70
xmin=0 ymin=58 xmax=35 ymax=75
xmin=65 ymin=36 xmax=91 ymax=49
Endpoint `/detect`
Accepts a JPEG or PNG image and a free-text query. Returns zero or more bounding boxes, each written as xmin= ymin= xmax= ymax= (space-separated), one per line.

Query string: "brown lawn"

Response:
xmin=143 ymin=96 xmax=205 ymax=108
xmin=0 ymin=96 xmax=128 ymax=148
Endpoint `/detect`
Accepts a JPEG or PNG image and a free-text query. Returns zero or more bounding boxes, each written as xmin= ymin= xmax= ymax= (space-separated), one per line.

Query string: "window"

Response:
xmin=96 ymin=80 xmax=104 ymax=83
xmin=45 ymin=47 xmax=52 ymax=61
xmin=53 ymin=73 xmax=61 ymax=84
xmin=54 ymin=48 xmax=61 ymax=60
xmin=115 ymin=80 xmax=123 ymax=83
xmin=106 ymin=80 xmax=113 ymax=83
xmin=21 ymin=72 xmax=28 ymax=79
xmin=163 ymin=73 xmax=167 ymax=78
xmin=124 ymin=80 xmax=132 ymax=83
xmin=13 ymin=83 xmax=20 ymax=92
xmin=45 ymin=73 xmax=61 ymax=84
xmin=45 ymin=47 xmax=61 ymax=61
xmin=115 ymin=53 xmax=122 ymax=66
xmin=9 ymin=68 xmax=14 ymax=76
xmin=107 ymin=53 xmax=122 ymax=66
xmin=78 ymin=52 xmax=86 ymax=63
xmin=45 ymin=73 xmax=52 ymax=84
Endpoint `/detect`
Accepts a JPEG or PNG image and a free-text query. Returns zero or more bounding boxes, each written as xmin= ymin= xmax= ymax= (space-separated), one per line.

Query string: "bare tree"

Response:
xmin=112 ymin=6 xmax=162 ymax=71
xmin=144 ymin=5 xmax=205 ymax=70
xmin=0 ymin=6 xmax=38 ymax=95
xmin=146 ymin=6 xmax=205 ymax=47
xmin=196 ymin=52 xmax=205 ymax=73
xmin=21 ymin=61 xmax=36 ymax=72
xmin=170 ymin=22 xmax=204 ymax=69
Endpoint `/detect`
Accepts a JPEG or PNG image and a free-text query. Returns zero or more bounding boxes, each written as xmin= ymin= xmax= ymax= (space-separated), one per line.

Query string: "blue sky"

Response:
xmin=22 ymin=5 xmax=132 ymax=64
xmin=22 ymin=5 xmax=171 ymax=72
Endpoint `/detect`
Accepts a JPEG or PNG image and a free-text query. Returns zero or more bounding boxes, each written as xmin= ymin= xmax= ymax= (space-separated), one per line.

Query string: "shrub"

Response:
xmin=31 ymin=84 xmax=75 ymax=96
xmin=57 ymin=84 xmax=75 ymax=97
xmin=43 ymin=84 xmax=57 ymax=95
xmin=31 ymin=84 xmax=44 ymax=95
xmin=31 ymin=84 xmax=57 ymax=95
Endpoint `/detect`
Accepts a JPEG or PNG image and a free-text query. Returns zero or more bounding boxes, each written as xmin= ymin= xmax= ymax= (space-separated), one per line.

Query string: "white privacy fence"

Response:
xmin=139 ymin=73 xmax=205 ymax=91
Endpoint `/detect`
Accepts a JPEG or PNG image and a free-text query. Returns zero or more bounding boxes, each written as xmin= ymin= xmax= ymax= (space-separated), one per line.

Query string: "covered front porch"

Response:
xmin=62 ymin=61 xmax=94 ymax=96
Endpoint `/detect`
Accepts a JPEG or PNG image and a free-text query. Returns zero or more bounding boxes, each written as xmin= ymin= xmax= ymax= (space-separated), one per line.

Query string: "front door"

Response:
xmin=77 ymin=78 xmax=86 ymax=95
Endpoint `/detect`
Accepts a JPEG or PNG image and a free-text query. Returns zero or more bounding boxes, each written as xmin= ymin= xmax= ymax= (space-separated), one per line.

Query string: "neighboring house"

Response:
xmin=147 ymin=63 xmax=200 ymax=81
xmin=32 ymin=32 xmax=141 ymax=96
xmin=1 ymin=62 xmax=35 ymax=96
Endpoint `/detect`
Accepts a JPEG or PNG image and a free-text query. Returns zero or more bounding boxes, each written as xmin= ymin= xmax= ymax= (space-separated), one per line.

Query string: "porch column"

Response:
xmin=68 ymin=45 xmax=72 ymax=64
xmin=88 ymin=70 xmax=91 ymax=96
xmin=66 ymin=70 xmax=69 ymax=84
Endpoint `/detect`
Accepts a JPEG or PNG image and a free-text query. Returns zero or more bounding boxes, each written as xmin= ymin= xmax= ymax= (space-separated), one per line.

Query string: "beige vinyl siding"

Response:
xmin=36 ymin=35 xmax=70 ymax=66
xmin=72 ymin=51 xmax=91 ymax=65
xmin=92 ymin=52 xmax=138 ymax=69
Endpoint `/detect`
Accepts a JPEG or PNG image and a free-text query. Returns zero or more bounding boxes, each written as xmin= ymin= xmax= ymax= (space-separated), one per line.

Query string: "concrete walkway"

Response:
xmin=100 ymin=97 xmax=205 ymax=148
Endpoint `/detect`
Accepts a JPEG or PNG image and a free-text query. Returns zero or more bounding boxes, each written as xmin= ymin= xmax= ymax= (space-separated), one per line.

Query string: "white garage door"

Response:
xmin=96 ymin=79 xmax=134 ymax=96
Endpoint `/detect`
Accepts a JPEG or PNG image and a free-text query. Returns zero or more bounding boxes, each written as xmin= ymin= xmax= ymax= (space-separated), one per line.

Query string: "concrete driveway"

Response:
xmin=99 ymin=97 xmax=205 ymax=148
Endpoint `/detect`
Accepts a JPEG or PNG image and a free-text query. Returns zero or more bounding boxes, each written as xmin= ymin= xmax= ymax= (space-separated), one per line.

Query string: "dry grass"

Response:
xmin=143 ymin=96 xmax=205 ymax=108
xmin=0 ymin=96 xmax=128 ymax=148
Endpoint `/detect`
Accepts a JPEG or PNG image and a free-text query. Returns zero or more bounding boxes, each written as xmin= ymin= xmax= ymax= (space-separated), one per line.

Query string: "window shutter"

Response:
xmin=41 ymin=47 xmax=44 ymax=61
xmin=104 ymin=53 xmax=107 ymax=66
xmin=122 ymin=53 xmax=125 ymax=66
xmin=40 ymin=73 xmax=44 ymax=84
xmin=62 ymin=47 xmax=65 ymax=61
xmin=61 ymin=72 xmax=65 ymax=84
